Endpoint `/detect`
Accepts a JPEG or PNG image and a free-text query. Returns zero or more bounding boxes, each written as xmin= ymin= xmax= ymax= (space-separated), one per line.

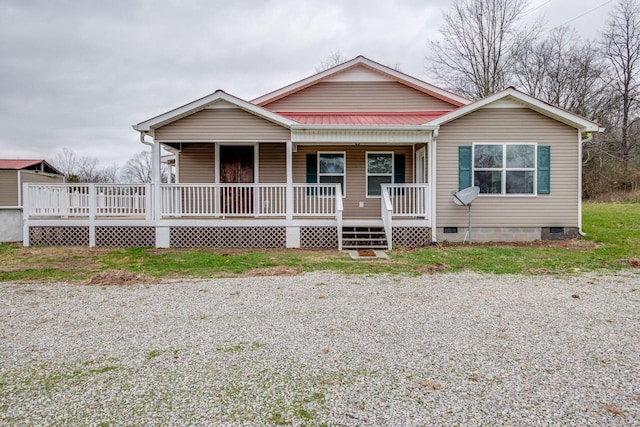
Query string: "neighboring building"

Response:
xmin=0 ymin=159 xmax=64 ymax=242
xmin=23 ymin=56 xmax=602 ymax=248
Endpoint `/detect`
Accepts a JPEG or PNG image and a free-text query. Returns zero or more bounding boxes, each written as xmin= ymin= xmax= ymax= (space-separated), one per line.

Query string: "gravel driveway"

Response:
xmin=1 ymin=271 xmax=639 ymax=426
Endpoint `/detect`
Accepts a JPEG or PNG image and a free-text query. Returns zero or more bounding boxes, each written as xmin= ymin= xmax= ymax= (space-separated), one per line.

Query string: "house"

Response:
xmin=0 ymin=159 xmax=64 ymax=242
xmin=23 ymin=56 xmax=602 ymax=249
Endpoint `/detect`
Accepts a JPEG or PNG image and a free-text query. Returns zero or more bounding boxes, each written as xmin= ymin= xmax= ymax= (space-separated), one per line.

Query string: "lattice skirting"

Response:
xmin=170 ymin=226 xmax=286 ymax=248
xmin=29 ymin=226 xmax=90 ymax=246
xmin=392 ymin=226 xmax=431 ymax=248
xmin=300 ymin=226 xmax=338 ymax=248
xmin=96 ymin=227 xmax=155 ymax=247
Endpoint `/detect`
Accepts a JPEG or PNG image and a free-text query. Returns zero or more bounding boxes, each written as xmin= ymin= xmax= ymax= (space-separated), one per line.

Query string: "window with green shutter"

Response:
xmin=458 ymin=144 xmax=550 ymax=195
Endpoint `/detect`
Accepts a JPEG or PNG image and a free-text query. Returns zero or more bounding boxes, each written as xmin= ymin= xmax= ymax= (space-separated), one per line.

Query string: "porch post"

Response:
xmin=285 ymin=140 xmax=301 ymax=248
xmin=152 ymin=141 xmax=162 ymax=221
xmin=429 ymin=130 xmax=438 ymax=243
xmin=285 ymin=140 xmax=293 ymax=221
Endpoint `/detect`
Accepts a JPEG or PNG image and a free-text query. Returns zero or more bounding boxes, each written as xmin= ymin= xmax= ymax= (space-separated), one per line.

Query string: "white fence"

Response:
xmin=25 ymin=184 xmax=149 ymax=218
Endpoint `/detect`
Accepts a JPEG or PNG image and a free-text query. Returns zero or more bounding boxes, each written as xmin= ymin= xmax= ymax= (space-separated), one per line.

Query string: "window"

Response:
xmin=473 ymin=143 xmax=536 ymax=195
xmin=366 ymin=152 xmax=393 ymax=197
xmin=318 ymin=152 xmax=345 ymax=196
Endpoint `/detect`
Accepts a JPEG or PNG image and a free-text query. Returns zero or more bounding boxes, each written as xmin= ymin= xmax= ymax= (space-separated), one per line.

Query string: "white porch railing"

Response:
xmin=382 ymin=183 xmax=430 ymax=218
xmin=24 ymin=183 xmax=343 ymax=220
xmin=160 ymin=183 xmax=342 ymax=217
xmin=380 ymin=187 xmax=394 ymax=251
xmin=380 ymin=183 xmax=430 ymax=250
xmin=25 ymin=184 xmax=149 ymax=218
xmin=293 ymin=183 xmax=341 ymax=216
xmin=160 ymin=183 xmax=288 ymax=217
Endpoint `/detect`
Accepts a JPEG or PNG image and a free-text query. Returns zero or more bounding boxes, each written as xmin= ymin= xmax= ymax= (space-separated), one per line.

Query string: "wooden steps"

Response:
xmin=342 ymin=226 xmax=388 ymax=250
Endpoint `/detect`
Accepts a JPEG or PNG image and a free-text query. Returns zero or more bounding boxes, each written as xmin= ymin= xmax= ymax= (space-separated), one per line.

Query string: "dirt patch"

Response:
xmin=524 ymin=267 xmax=557 ymax=275
xmin=0 ymin=246 xmax=107 ymax=273
xmin=414 ymin=263 xmax=448 ymax=274
xmin=619 ymin=258 xmax=640 ymax=268
xmin=84 ymin=270 xmax=159 ymax=286
xmin=240 ymin=266 xmax=303 ymax=277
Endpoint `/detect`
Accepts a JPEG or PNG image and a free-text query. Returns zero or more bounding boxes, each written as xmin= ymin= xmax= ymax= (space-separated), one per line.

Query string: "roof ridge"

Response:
xmin=277 ymin=111 xmax=453 ymax=116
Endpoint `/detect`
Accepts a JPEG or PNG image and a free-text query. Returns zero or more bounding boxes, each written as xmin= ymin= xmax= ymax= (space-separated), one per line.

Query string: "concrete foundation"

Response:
xmin=436 ymin=226 xmax=580 ymax=243
xmin=0 ymin=209 xmax=23 ymax=243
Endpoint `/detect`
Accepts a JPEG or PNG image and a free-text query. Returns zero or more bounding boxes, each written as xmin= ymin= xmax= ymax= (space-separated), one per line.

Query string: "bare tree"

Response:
xmin=50 ymin=148 xmax=119 ymax=183
xmin=513 ymin=27 xmax=609 ymax=118
xmin=315 ymin=51 xmax=348 ymax=72
xmin=601 ymin=0 xmax=640 ymax=168
xmin=50 ymin=147 xmax=78 ymax=181
xmin=427 ymin=0 xmax=538 ymax=100
xmin=99 ymin=163 xmax=120 ymax=183
xmin=121 ymin=151 xmax=170 ymax=183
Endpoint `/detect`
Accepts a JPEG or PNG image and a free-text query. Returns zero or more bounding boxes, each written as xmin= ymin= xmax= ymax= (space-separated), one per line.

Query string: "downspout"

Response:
xmin=578 ymin=130 xmax=593 ymax=237
xmin=139 ymin=131 xmax=153 ymax=147
xmin=429 ymin=128 xmax=439 ymax=243
xmin=139 ymin=131 xmax=162 ymax=223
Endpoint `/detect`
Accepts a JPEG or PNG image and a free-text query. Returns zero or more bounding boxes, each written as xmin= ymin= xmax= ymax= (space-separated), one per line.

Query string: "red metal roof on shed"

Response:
xmin=0 ymin=159 xmax=44 ymax=169
xmin=277 ymin=111 xmax=451 ymax=125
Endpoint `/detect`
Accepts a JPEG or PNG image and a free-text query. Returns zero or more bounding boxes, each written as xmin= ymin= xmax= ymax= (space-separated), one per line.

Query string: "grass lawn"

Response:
xmin=0 ymin=202 xmax=638 ymax=282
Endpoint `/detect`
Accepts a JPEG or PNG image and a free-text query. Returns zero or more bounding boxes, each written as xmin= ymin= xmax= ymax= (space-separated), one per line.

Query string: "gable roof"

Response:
xmin=0 ymin=159 xmax=63 ymax=175
xmin=429 ymin=87 xmax=604 ymax=133
xmin=251 ymin=56 xmax=471 ymax=108
xmin=133 ymin=90 xmax=297 ymax=133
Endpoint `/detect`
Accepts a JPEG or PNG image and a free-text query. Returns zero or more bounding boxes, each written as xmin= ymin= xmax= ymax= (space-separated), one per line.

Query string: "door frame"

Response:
xmin=214 ymin=143 xmax=259 ymax=184
xmin=416 ymin=146 xmax=427 ymax=183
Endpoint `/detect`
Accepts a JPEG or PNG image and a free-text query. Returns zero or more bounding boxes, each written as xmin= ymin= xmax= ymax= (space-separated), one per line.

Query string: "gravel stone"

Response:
xmin=1 ymin=271 xmax=639 ymax=426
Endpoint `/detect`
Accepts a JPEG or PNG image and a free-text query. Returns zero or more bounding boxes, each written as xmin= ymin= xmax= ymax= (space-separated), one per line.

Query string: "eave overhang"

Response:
xmin=429 ymin=87 xmax=604 ymax=133
xmin=133 ymin=90 xmax=296 ymax=135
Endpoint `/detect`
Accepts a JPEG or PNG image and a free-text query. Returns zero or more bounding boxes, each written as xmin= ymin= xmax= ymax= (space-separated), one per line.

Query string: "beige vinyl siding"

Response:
xmin=293 ymin=145 xmax=413 ymax=218
xmin=263 ymin=82 xmax=456 ymax=112
xmin=20 ymin=171 xmax=64 ymax=185
xmin=0 ymin=171 xmax=63 ymax=207
xmin=0 ymin=171 xmax=18 ymax=206
xmin=178 ymin=144 xmax=216 ymax=183
xmin=436 ymin=108 xmax=579 ymax=227
xmin=259 ymin=143 xmax=286 ymax=183
xmin=155 ymin=108 xmax=290 ymax=141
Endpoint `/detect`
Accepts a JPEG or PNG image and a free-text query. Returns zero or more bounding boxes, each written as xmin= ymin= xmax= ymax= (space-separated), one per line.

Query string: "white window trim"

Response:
xmin=473 ymin=142 xmax=538 ymax=197
xmin=318 ymin=151 xmax=346 ymax=197
xmin=366 ymin=151 xmax=394 ymax=198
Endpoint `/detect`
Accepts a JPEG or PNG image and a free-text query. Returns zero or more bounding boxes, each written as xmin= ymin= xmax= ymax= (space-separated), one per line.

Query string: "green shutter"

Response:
xmin=306 ymin=153 xmax=317 ymax=195
xmin=306 ymin=154 xmax=317 ymax=183
xmin=458 ymin=146 xmax=472 ymax=191
xmin=537 ymin=146 xmax=550 ymax=194
xmin=394 ymin=154 xmax=405 ymax=183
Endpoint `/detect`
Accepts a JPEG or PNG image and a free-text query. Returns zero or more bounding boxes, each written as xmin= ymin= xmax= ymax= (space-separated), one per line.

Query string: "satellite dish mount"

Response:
xmin=451 ymin=186 xmax=480 ymax=244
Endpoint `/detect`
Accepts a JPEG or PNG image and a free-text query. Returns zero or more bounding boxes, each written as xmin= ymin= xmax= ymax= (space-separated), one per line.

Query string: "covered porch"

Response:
xmin=22 ymin=180 xmax=430 ymax=249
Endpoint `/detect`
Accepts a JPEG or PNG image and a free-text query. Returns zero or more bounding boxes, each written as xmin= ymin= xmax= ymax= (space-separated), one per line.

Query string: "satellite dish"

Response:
xmin=450 ymin=186 xmax=481 ymax=244
xmin=452 ymin=186 xmax=480 ymax=206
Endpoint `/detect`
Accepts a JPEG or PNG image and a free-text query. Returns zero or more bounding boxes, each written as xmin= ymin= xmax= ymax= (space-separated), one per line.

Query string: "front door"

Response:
xmin=219 ymin=145 xmax=254 ymax=214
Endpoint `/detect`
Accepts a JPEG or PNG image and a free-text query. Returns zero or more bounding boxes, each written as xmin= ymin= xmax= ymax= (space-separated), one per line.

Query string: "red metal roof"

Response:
xmin=277 ymin=111 xmax=451 ymax=125
xmin=0 ymin=159 xmax=63 ymax=175
xmin=0 ymin=159 xmax=45 ymax=170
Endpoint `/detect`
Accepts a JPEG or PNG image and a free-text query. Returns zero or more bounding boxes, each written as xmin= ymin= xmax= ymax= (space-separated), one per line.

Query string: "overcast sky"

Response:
xmin=0 ymin=0 xmax=617 ymax=170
